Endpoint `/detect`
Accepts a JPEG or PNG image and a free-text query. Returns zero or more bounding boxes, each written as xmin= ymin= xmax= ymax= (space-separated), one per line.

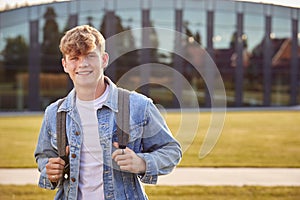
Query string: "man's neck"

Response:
xmin=76 ymin=80 xmax=106 ymax=101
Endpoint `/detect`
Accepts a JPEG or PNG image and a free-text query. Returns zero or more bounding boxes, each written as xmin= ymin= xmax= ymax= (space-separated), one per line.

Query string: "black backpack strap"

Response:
xmin=117 ymin=88 xmax=130 ymax=149
xmin=56 ymin=98 xmax=69 ymax=179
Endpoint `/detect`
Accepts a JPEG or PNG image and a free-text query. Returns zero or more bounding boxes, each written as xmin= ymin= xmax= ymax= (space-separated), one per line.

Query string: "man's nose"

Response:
xmin=79 ymin=57 xmax=88 ymax=67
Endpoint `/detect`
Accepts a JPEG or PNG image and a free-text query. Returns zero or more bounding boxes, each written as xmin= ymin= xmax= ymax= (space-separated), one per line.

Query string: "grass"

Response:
xmin=0 ymin=111 xmax=299 ymax=199
xmin=0 ymin=111 xmax=299 ymax=168
xmin=145 ymin=185 xmax=300 ymax=200
xmin=0 ymin=185 xmax=55 ymax=200
xmin=0 ymin=115 xmax=42 ymax=168
xmin=177 ymin=111 xmax=300 ymax=167
xmin=0 ymin=185 xmax=300 ymax=200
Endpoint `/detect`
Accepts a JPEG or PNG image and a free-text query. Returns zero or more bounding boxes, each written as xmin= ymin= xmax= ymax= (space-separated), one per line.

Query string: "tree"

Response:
xmin=194 ymin=31 xmax=202 ymax=45
xmin=87 ymin=16 xmax=94 ymax=27
xmin=183 ymin=21 xmax=202 ymax=45
xmin=100 ymin=13 xmax=124 ymax=38
xmin=230 ymin=31 xmax=248 ymax=50
xmin=99 ymin=13 xmax=141 ymax=78
xmin=41 ymin=7 xmax=61 ymax=72
xmin=2 ymin=35 xmax=28 ymax=79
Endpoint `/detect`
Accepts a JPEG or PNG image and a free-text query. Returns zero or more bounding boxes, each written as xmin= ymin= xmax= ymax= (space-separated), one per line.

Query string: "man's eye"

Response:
xmin=70 ymin=57 xmax=78 ymax=60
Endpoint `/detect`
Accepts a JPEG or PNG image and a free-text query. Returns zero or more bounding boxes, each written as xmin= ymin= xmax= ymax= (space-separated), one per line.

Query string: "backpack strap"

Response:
xmin=117 ymin=88 xmax=130 ymax=149
xmin=56 ymin=99 xmax=67 ymax=160
xmin=56 ymin=98 xmax=69 ymax=179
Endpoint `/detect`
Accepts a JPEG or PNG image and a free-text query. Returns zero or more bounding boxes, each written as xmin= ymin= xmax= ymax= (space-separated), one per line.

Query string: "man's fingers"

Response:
xmin=112 ymin=148 xmax=127 ymax=160
xmin=49 ymin=157 xmax=66 ymax=166
xmin=111 ymin=147 xmax=146 ymax=174
xmin=113 ymin=142 xmax=119 ymax=148
xmin=46 ymin=162 xmax=65 ymax=171
xmin=48 ymin=173 xmax=63 ymax=182
xmin=46 ymin=157 xmax=66 ymax=182
xmin=47 ymin=168 xmax=64 ymax=175
xmin=66 ymin=145 xmax=70 ymax=156
xmin=116 ymin=158 xmax=131 ymax=166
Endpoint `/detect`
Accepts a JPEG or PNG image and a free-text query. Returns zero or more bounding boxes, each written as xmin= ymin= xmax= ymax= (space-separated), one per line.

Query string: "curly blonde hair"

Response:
xmin=59 ymin=25 xmax=105 ymax=57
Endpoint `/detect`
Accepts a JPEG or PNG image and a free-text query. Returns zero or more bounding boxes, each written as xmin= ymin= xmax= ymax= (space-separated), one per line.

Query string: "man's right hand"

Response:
xmin=46 ymin=146 xmax=69 ymax=182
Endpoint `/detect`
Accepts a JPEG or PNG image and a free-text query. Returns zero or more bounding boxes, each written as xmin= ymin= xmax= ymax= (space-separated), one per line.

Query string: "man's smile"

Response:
xmin=76 ymin=71 xmax=93 ymax=75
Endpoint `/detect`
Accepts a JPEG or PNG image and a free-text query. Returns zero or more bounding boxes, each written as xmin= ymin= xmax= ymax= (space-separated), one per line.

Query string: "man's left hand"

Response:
xmin=112 ymin=142 xmax=146 ymax=174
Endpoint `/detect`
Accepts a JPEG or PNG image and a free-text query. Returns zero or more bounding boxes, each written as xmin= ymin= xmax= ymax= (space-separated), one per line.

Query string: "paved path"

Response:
xmin=1 ymin=168 xmax=300 ymax=186
xmin=157 ymin=168 xmax=300 ymax=186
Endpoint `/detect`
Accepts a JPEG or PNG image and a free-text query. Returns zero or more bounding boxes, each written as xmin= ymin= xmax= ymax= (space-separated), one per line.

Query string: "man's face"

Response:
xmin=62 ymin=47 xmax=108 ymax=89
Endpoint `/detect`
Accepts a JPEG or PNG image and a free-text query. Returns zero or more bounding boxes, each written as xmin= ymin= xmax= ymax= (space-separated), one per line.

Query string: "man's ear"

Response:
xmin=102 ymin=52 xmax=109 ymax=69
xmin=62 ymin=58 xmax=68 ymax=73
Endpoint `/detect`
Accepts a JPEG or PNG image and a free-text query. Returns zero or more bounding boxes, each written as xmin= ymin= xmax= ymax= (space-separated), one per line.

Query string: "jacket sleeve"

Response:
xmin=137 ymin=99 xmax=182 ymax=184
xmin=34 ymin=106 xmax=60 ymax=190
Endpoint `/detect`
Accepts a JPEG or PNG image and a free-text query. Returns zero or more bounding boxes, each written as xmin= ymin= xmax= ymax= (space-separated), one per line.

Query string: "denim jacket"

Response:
xmin=34 ymin=77 xmax=182 ymax=200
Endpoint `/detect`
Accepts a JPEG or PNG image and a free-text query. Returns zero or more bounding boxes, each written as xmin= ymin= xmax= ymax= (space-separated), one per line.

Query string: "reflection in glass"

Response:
xmin=214 ymin=11 xmax=235 ymax=106
xmin=183 ymin=8 xmax=206 ymax=106
xmin=39 ymin=6 xmax=72 ymax=109
xmin=146 ymin=8 xmax=175 ymax=107
xmin=244 ymin=14 xmax=264 ymax=106
xmin=271 ymin=15 xmax=291 ymax=106
xmin=0 ymin=0 xmax=299 ymax=110
xmin=0 ymin=21 xmax=28 ymax=110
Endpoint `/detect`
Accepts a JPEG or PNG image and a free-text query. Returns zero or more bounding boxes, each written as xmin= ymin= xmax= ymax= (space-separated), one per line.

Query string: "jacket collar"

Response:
xmin=58 ymin=76 xmax=119 ymax=113
xmin=102 ymin=76 xmax=118 ymax=112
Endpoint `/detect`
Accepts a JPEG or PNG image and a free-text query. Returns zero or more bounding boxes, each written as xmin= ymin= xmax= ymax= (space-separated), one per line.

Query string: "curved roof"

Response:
xmin=1 ymin=0 xmax=299 ymax=12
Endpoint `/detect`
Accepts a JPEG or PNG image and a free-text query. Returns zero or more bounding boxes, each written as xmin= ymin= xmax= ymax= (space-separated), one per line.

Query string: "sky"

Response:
xmin=236 ymin=0 xmax=300 ymax=8
xmin=0 ymin=0 xmax=300 ymax=10
xmin=0 ymin=0 xmax=67 ymax=10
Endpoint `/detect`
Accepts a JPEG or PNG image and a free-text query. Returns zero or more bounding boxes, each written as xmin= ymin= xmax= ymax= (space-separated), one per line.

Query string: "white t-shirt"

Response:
xmin=76 ymin=85 xmax=109 ymax=200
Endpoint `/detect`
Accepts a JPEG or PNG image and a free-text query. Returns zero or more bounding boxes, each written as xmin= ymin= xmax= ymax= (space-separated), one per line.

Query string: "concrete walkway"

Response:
xmin=157 ymin=168 xmax=300 ymax=186
xmin=1 ymin=167 xmax=300 ymax=186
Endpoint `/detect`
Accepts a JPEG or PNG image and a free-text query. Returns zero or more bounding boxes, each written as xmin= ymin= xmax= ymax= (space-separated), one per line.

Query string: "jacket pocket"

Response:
xmin=49 ymin=131 xmax=58 ymax=150
xmin=126 ymin=122 xmax=145 ymax=152
xmin=113 ymin=119 xmax=146 ymax=152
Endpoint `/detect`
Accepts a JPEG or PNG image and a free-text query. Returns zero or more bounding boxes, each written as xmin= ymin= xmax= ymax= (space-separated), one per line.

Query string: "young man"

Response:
xmin=34 ymin=25 xmax=182 ymax=200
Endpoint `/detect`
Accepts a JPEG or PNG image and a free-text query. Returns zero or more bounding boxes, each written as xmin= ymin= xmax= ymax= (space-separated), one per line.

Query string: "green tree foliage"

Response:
xmin=99 ymin=13 xmax=140 ymax=78
xmin=2 ymin=35 xmax=28 ymax=73
xmin=41 ymin=7 xmax=61 ymax=72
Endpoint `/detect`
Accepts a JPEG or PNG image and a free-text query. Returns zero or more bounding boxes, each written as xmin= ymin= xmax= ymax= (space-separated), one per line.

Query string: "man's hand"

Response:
xmin=46 ymin=146 xmax=69 ymax=182
xmin=112 ymin=142 xmax=146 ymax=174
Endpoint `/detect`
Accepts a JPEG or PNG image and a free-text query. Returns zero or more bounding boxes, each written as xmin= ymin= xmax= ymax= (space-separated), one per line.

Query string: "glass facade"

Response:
xmin=0 ymin=0 xmax=299 ymax=111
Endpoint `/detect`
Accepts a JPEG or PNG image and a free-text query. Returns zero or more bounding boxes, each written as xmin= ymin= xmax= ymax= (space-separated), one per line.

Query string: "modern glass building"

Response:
xmin=0 ymin=0 xmax=299 ymax=111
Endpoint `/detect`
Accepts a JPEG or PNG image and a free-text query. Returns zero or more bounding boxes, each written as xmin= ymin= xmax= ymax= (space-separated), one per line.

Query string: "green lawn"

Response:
xmin=0 ymin=115 xmax=42 ymax=168
xmin=0 ymin=111 xmax=299 ymax=199
xmin=177 ymin=111 xmax=300 ymax=167
xmin=0 ymin=111 xmax=299 ymax=168
xmin=0 ymin=185 xmax=299 ymax=200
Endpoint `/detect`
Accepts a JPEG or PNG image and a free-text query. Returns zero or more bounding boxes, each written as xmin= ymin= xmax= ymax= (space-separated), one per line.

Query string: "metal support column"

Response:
xmin=140 ymin=8 xmax=151 ymax=97
xmin=66 ymin=14 xmax=78 ymax=91
xmin=105 ymin=11 xmax=117 ymax=81
xmin=205 ymin=10 xmax=214 ymax=108
xmin=28 ymin=20 xmax=40 ymax=111
xmin=290 ymin=17 xmax=299 ymax=105
xmin=235 ymin=12 xmax=244 ymax=106
xmin=67 ymin=14 xmax=78 ymax=30
xmin=263 ymin=15 xmax=272 ymax=106
xmin=172 ymin=9 xmax=183 ymax=108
